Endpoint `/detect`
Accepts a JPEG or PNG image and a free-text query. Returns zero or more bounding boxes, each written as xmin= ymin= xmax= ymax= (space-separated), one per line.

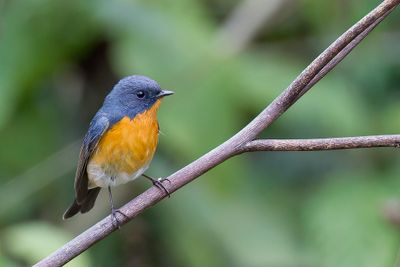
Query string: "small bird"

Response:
xmin=63 ymin=75 xmax=173 ymax=223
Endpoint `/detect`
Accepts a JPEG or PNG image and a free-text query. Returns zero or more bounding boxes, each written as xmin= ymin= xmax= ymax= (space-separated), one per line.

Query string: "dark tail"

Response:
xmin=63 ymin=187 xmax=101 ymax=219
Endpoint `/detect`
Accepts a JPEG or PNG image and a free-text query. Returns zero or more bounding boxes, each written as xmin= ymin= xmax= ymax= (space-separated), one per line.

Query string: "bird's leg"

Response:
xmin=142 ymin=174 xmax=171 ymax=197
xmin=107 ymin=186 xmax=127 ymax=229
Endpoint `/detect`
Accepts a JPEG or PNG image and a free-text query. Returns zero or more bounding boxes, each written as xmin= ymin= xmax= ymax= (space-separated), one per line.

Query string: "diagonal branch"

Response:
xmin=295 ymin=5 xmax=396 ymax=101
xmin=240 ymin=135 xmax=400 ymax=152
xmin=233 ymin=0 xmax=398 ymax=142
xmin=34 ymin=1 xmax=400 ymax=266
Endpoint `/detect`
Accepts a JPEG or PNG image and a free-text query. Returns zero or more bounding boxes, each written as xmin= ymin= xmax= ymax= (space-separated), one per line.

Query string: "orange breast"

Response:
xmin=89 ymin=100 xmax=161 ymax=177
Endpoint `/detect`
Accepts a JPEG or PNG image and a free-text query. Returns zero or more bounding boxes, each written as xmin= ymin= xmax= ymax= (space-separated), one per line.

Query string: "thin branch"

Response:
xmin=295 ymin=5 xmax=396 ymax=101
xmin=239 ymin=135 xmax=400 ymax=152
xmin=233 ymin=0 xmax=398 ymax=143
xmin=34 ymin=1 xmax=400 ymax=266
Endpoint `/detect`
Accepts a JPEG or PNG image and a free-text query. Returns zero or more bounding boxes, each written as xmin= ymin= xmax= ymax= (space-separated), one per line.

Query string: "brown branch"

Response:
xmin=233 ymin=0 xmax=398 ymax=142
xmin=295 ymin=5 xmax=396 ymax=101
xmin=34 ymin=1 xmax=400 ymax=266
xmin=240 ymin=135 xmax=400 ymax=152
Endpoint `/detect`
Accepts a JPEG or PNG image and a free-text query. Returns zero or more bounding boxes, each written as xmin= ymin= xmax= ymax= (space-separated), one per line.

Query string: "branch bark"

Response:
xmin=34 ymin=1 xmax=400 ymax=266
xmin=240 ymin=135 xmax=400 ymax=152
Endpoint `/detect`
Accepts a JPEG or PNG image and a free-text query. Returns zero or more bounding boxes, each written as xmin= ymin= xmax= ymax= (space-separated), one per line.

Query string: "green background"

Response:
xmin=0 ymin=0 xmax=399 ymax=266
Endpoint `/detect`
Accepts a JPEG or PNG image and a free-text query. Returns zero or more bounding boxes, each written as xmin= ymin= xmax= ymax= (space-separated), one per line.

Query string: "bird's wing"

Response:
xmin=74 ymin=116 xmax=109 ymax=204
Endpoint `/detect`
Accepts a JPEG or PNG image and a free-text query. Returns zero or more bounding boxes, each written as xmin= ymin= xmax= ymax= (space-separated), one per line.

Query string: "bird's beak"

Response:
xmin=157 ymin=90 xmax=174 ymax=98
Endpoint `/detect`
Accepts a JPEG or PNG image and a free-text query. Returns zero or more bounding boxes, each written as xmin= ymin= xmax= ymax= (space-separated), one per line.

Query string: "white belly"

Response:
xmin=87 ymin=162 xmax=150 ymax=188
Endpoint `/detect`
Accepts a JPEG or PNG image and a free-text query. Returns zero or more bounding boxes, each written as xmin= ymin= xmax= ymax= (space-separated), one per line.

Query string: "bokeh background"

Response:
xmin=0 ymin=0 xmax=399 ymax=266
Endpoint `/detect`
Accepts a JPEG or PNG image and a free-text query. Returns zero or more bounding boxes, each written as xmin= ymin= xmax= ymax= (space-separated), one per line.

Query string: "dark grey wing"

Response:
xmin=74 ymin=116 xmax=109 ymax=204
xmin=63 ymin=188 xmax=101 ymax=219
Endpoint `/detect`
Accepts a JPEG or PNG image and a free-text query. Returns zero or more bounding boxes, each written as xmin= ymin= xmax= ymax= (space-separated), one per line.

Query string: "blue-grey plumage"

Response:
xmin=63 ymin=75 xmax=173 ymax=220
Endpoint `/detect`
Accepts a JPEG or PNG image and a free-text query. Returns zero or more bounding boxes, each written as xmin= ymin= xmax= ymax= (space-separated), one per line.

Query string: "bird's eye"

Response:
xmin=136 ymin=90 xmax=145 ymax=99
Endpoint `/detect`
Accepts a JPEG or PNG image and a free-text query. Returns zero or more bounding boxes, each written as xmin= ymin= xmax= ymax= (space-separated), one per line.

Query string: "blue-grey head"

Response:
xmin=101 ymin=75 xmax=174 ymax=119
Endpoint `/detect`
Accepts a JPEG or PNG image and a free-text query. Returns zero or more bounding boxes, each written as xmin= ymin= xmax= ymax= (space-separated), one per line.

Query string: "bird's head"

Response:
xmin=104 ymin=75 xmax=174 ymax=118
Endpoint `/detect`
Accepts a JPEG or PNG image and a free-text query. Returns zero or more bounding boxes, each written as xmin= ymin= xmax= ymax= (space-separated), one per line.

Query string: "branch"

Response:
xmin=295 ymin=4 xmax=396 ymax=101
xmin=34 ymin=1 xmax=400 ymax=266
xmin=234 ymin=0 xmax=398 ymax=141
xmin=240 ymin=135 xmax=400 ymax=152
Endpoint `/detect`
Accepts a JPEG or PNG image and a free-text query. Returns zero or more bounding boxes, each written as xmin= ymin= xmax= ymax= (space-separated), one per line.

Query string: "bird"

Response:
xmin=63 ymin=75 xmax=174 ymax=224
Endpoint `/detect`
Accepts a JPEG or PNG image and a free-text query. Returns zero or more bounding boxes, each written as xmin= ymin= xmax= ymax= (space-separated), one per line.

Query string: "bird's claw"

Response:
xmin=110 ymin=209 xmax=128 ymax=229
xmin=157 ymin=177 xmax=171 ymax=184
xmin=153 ymin=178 xmax=171 ymax=198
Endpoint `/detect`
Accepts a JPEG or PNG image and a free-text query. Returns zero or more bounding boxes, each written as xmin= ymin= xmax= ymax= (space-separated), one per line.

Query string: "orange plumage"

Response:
xmin=63 ymin=75 xmax=174 ymax=220
xmin=87 ymin=100 xmax=161 ymax=188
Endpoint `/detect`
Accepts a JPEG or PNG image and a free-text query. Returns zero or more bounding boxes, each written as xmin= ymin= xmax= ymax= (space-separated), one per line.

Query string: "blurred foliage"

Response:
xmin=2 ymin=222 xmax=90 ymax=266
xmin=0 ymin=0 xmax=399 ymax=266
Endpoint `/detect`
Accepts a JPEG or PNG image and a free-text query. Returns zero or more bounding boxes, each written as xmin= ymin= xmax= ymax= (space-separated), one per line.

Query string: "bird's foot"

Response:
xmin=152 ymin=178 xmax=171 ymax=198
xmin=110 ymin=208 xmax=128 ymax=229
xmin=143 ymin=174 xmax=172 ymax=197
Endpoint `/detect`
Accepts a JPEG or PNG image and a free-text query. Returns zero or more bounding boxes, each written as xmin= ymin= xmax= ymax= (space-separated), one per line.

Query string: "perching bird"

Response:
xmin=63 ymin=75 xmax=173 ymax=223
